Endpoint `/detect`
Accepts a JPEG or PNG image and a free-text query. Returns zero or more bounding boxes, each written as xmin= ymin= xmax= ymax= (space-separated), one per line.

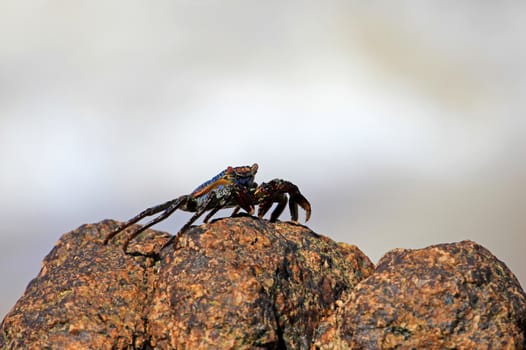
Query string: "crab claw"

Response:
xmin=255 ymin=179 xmax=311 ymax=222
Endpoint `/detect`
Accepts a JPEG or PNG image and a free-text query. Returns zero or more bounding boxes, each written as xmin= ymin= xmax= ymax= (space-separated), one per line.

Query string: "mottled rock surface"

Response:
xmin=0 ymin=216 xmax=373 ymax=349
xmin=0 ymin=220 xmax=169 ymax=349
xmin=313 ymin=240 xmax=526 ymax=349
xmin=2 ymin=219 xmax=525 ymax=349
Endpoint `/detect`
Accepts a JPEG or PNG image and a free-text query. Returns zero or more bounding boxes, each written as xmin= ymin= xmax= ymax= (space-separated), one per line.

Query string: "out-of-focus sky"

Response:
xmin=1 ymin=1 xmax=525 ymax=318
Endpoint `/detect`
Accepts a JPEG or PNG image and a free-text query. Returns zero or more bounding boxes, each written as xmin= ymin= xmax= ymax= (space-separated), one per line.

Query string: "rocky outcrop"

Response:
xmin=313 ymin=241 xmax=526 ymax=349
xmin=1 ymin=217 xmax=525 ymax=349
xmin=0 ymin=217 xmax=373 ymax=349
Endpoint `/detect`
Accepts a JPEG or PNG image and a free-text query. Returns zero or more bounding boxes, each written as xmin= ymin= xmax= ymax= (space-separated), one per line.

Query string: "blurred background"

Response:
xmin=1 ymin=1 xmax=525 ymax=318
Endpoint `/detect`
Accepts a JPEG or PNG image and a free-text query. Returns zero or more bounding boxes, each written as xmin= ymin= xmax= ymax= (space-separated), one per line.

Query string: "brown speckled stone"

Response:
xmin=147 ymin=216 xmax=373 ymax=349
xmin=312 ymin=240 xmax=526 ymax=350
xmin=0 ymin=216 xmax=373 ymax=349
xmin=0 ymin=220 xmax=169 ymax=349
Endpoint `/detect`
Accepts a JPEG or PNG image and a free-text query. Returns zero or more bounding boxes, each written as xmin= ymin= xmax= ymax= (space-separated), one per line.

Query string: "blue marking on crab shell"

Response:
xmin=191 ymin=169 xmax=228 ymax=195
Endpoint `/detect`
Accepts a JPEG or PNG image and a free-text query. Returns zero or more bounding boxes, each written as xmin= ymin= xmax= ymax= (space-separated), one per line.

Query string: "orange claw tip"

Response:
xmin=300 ymin=200 xmax=312 ymax=222
xmin=304 ymin=207 xmax=311 ymax=222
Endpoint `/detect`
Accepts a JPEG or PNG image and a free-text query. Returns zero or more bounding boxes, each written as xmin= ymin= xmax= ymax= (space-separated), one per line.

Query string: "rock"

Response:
xmin=312 ymin=240 xmax=526 ymax=349
xmin=0 ymin=216 xmax=373 ymax=349
xmin=3 ymin=219 xmax=525 ymax=349
xmin=0 ymin=220 xmax=169 ymax=349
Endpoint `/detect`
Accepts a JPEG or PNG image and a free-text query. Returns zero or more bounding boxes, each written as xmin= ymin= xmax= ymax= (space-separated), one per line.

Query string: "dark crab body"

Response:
xmin=103 ymin=163 xmax=311 ymax=252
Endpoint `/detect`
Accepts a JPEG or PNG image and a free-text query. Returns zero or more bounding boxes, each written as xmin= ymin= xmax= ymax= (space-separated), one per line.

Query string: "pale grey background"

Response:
xmin=1 ymin=1 xmax=525 ymax=318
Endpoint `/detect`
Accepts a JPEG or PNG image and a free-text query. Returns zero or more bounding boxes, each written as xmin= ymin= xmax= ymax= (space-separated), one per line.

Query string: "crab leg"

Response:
xmin=104 ymin=196 xmax=190 ymax=249
xmin=270 ymin=193 xmax=288 ymax=222
xmin=160 ymin=191 xmax=224 ymax=250
xmin=120 ymin=198 xmax=189 ymax=252
xmin=203 ymin=185 xmax=255 ymax=223
xmin=289 ymin=192 xmax=311 ymax=222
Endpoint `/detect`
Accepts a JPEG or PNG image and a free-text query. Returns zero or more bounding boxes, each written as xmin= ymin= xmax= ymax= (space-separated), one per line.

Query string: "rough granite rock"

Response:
xmin=0 ymin=220 xmax=169 ymax=349
xmin=2 ymin=218 xmax=525 ymax=349
xmin=0 ymin=216 xmax=373 ymax=349
xmin=312 ymin=240 xmax=526 ymax=350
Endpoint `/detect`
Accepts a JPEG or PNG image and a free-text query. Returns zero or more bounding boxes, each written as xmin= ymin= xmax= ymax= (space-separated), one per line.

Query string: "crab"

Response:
xmin=103 ymin=163 xmax=311 ymax=252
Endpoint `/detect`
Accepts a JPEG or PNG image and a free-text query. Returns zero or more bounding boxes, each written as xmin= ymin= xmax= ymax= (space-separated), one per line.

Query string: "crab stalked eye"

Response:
xmin=223 ymin=166 xmax=234 ymax=180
